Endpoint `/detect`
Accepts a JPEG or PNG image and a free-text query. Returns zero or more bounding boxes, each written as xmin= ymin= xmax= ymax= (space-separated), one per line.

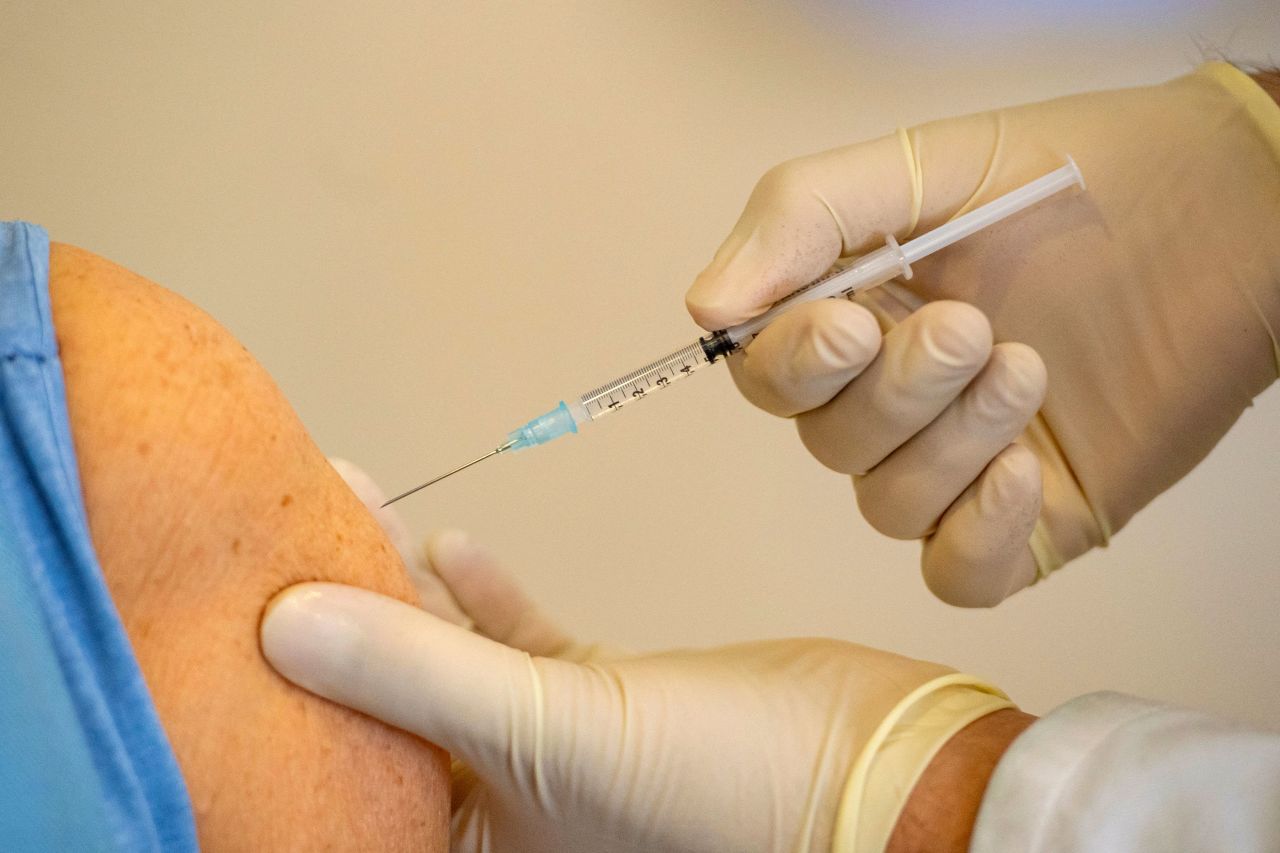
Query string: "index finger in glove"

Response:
xmin=726 ymin=298 xmax=882 ymax=417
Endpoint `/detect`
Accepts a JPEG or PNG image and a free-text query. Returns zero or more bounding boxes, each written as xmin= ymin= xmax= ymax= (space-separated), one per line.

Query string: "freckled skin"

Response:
xmin=49 ymin=244 xmax=448 ymax=851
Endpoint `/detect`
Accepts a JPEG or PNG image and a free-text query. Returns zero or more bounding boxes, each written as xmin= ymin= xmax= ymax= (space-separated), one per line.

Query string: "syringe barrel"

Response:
xmin=498 ymin=163 xmax=1084 ymax=465
xmin=577 ymin=340 xmax=712 ymax=420
xmin=724 ymin=237 xmax=912 ymax=346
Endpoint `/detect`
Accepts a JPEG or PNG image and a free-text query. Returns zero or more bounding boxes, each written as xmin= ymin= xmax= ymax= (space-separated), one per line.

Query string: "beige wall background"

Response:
xmin=3 ymin=1 xmax=1278 ymax=728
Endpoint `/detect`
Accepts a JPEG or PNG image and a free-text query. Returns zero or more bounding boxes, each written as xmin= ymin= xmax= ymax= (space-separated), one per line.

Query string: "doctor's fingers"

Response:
xmin=261 ymin=582 xmax=602 ymax=779
xmin=852 ymin=342 xmax=1047 ymax=540
xmin=424 ymin=529 xmax=577 ymax=659
xmin=686 ymin=133 xmax=918 ymax=331
xmin=920 ymin=445 xmax=1042 ymax=607
xmin=794 ymin=300 xmax=995 ymax=475
xmin=726 ymin=299 xmax=882 ymax=417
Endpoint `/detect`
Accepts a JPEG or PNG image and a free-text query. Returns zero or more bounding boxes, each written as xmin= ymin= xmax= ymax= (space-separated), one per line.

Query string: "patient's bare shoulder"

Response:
xmin=49 ymin=242 xmax=448 ymax=851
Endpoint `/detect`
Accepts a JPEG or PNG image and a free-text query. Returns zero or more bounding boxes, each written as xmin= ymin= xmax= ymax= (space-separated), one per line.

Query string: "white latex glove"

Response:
xmin=686 ymin=62 xmax=1280 ymax=606
xmin=272 ymin=464 xmax=1012 ymax=853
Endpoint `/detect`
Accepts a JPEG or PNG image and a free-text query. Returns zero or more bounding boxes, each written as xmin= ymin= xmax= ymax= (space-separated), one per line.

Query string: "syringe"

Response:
xmin=383 ymin=158 xmax=1084 ymax=506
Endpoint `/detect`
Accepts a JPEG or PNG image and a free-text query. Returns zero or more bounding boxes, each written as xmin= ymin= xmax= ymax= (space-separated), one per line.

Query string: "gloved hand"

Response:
xmin=264 ymin=464 xmax=1013 ymax=853
xmin=686 ymin=62 xmax=1280 ymax=606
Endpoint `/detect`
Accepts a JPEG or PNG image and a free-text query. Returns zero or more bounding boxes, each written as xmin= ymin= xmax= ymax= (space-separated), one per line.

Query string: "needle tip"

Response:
xmin=379 ymin=487 xmax=420 ymax=508
xmin=376 ymin=444 xmax=510 ymax=508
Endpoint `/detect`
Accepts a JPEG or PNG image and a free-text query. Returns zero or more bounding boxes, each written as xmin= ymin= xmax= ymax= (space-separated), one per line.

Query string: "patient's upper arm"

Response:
xmin=49 ymin=243 xmax=448 ymax=851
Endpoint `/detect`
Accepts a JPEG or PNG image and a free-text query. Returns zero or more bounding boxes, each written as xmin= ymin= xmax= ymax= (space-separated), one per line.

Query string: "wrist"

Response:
xmin=830 ymin=677 xmax=1014 ymax=853
xmin=1248 ymin=68 xmax=1280 ymax=107
xmin=886 ymin=708 xmax=1037 ymax=853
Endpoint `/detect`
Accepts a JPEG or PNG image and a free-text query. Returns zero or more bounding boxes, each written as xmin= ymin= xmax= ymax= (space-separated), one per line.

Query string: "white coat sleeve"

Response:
xmin=969 ymin=691 xmax=1280 ymax=851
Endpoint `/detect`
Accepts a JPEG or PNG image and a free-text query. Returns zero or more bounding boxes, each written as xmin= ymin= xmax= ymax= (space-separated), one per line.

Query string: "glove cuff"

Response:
xmin=829 ymin=674 xmax=1014 ymax=853
xmin=1196 ymin=61 xmax=1280 ymax=379
xmin=1198 ymin=61 xmax=1280 ymax=176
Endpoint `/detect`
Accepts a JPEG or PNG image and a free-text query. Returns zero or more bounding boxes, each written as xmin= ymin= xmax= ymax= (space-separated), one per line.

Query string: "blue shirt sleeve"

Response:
xmin=0 ymin=222 xmax=198 ymax=852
